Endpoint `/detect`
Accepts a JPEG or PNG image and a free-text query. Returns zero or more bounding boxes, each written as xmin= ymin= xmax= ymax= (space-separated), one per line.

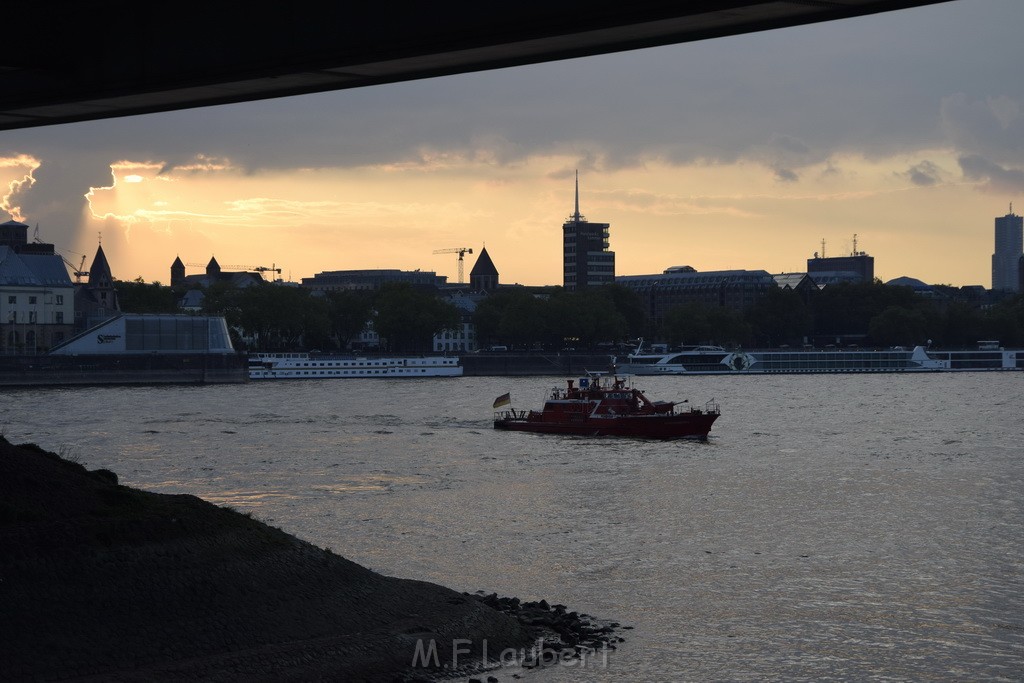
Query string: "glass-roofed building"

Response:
xmin=49 ymin=314 xmax=234 ymax=355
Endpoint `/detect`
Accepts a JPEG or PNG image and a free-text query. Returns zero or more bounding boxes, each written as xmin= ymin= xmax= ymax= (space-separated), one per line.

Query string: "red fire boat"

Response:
xmin=492 ymin=373 xmax=720 ymax=440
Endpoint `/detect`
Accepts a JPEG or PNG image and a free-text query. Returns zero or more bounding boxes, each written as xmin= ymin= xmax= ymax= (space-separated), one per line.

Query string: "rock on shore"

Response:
xmin=1 ymin=436 xmax=538 ymax=682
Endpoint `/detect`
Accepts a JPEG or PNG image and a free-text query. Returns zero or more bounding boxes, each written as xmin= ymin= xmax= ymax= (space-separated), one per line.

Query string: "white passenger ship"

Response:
xmin=616 ymin=342 xmax=1023 ymax=375
xmin=248 ymin=353 xmax=462 ymax=379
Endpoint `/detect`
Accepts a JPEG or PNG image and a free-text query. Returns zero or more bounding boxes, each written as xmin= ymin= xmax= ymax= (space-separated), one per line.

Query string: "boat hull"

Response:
xmin=248 ymin=353 xmax=462 ymax=379
xmin=493 ymin=411 xmax=718 ymax=440
xmin=620 ymin=345 xmax=1023 ymax=375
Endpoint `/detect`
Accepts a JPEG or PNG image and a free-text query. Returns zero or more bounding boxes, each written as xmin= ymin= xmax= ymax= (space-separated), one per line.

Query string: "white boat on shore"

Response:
xmin=616 ymin=342 xmax=1024 ymax=375
xmin=248 ymin=353 xmax=462 ymax=379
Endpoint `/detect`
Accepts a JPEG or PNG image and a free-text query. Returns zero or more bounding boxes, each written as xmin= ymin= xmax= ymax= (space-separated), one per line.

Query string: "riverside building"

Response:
xmin=616 ymin=266 xmax=776 ymax=325
xmin=0 ymin=220 xmax=75 ymax=354
xmin=302 ymin=269 xmax=447 ymax=292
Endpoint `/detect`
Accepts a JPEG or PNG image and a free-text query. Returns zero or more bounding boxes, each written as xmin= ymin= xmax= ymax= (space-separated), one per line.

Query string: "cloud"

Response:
xmin=904 ymin=160 xmax=943 ymax=187
xmin=0 ymin=154 xmax=40 ymax=222
xmin=941 ymin=92 xmax=1024 ymax=164
xmin=773 ymin=167 xmax=799 ymax=183
xmin=0 ymin=0 xmax=1022 ymax=264
xmin=0 ymin=152 xmax=114 ymax=253
xmin=958 ymin=154 xmax=1024 ymax=194
xmin=7 ymin=0 xmax=1019 ymax=176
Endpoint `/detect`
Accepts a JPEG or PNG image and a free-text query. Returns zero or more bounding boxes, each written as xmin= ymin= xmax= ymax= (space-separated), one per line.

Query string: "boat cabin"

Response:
xmin=540 ymin=375 xmax=676 ymax=417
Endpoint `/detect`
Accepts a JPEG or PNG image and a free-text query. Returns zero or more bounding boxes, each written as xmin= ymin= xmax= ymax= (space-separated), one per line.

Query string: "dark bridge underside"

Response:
xmin=1 ymin=1 xmax=951 ymax=131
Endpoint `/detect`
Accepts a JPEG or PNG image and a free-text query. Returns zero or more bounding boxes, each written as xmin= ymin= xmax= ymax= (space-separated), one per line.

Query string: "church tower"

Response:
xmin=469 ymin=247 xmax=499 ymax=291
xmin=206 ymin=256 xmax=222 ymax=277
xmin=171 ymin=256 xmax=185 ymax=287
xmin=74 ymin=242 xmax=121 ymax=329
xmin=87 ymin=244 xmax=119 ymax=312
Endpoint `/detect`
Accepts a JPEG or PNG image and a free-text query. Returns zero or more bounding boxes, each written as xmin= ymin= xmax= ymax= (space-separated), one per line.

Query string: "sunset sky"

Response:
xmin=1 ymin=0 xmax=1021 ymax=289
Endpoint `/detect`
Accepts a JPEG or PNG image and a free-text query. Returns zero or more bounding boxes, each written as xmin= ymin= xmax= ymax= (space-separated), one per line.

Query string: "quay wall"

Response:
xmin=0 ymin=353 xmax=248 ymax=387
xmin=0 ymin=352 xmax=617 ymax=385
xmin=460 ymin=353 xmax=614 ymax=376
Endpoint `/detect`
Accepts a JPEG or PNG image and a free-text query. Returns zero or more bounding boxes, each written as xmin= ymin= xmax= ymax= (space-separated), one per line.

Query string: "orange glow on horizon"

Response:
xmin=1 ymin=151 xmax=1007 ymax=288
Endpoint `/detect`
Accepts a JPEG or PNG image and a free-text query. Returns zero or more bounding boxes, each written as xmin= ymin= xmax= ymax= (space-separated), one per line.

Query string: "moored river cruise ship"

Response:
xmin=616 ymin=342 xmax=1024 ymax=375
xmin=248 ymin=353 xmax=462 ymax=379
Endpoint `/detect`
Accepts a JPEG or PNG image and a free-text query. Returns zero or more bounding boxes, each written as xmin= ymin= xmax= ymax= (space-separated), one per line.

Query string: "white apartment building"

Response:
xmin=1 ymin=247 xmax=76 ymax=353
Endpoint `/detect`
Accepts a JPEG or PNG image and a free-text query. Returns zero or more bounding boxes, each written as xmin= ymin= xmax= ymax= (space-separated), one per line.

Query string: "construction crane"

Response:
xmin=60 ymin=254 xmax=89 ymax=283
xmin=31 ymin=224 xmax=89 ymax=282
xmin=54 ymin=245 xmax=89 ymax=283
xmin=222 ymin=264 xmax=283 ymax=279
xmin=433 ymin=247 xmax=473 ymax=284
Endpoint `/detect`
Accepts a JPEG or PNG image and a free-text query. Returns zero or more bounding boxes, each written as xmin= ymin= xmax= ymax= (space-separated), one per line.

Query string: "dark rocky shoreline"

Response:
xmin=0 ymin=436 xmax=624 ymax=682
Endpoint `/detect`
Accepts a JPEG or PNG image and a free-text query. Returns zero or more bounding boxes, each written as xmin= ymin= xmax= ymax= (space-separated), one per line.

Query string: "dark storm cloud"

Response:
xmin=958 ymin=154 xmax=1024 ymax=195
xmin=941 ymin=92 xmax=1024 ymax=163
xmin=3 ymin=0 xmax=1022 ymax=195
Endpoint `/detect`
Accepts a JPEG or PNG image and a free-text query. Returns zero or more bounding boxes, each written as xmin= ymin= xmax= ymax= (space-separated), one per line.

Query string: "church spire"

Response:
xmin=88 ymin=243 xmax=114 ymax=288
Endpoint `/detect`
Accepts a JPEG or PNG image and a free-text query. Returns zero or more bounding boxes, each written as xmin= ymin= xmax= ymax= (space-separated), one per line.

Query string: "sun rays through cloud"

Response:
xmin=0 ymin=154 xmax=41 ymax=223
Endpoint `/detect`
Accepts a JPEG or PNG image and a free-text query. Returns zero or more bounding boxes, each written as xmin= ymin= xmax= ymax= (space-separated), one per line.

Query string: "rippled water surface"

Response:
xmin=3 ymin=373 xmax=1022 ymax=681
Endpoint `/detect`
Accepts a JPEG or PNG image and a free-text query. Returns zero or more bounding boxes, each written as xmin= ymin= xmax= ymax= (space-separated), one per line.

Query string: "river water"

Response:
xmin=2 ymin=373 xmax=1022 ymax=682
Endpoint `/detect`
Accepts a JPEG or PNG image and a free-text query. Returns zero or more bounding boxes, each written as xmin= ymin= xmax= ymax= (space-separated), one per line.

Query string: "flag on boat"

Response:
xmin=493 ymin=392 xmax=511 ymax=408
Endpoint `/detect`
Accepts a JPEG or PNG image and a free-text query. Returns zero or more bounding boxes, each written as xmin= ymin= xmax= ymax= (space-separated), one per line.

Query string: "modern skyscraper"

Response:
xmin=992 ymin=205 xmax=1023 ymax=292
xmin=562 ymin=172 xmax=614 ymax=291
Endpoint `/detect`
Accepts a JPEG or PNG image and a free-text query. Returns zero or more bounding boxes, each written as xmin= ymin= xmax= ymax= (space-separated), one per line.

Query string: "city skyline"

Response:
xmin=0 ymin=0 xmax=1022 ymax=288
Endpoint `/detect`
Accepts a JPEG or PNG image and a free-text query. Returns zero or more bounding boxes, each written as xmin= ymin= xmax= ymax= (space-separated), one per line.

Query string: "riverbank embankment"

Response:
xmin=459 ymin=353 xmax=612 ymax=376
xmin=0 ymin=436 xmax=623 ymax=682
xmin=0 ymin=352 xmax=611 ymax=387
xmin=0 ymin=353 xmax=248 ymax=387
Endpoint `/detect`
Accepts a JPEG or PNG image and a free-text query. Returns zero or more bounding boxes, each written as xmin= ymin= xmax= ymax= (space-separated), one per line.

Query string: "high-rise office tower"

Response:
xmin=562 ymin=172 xmax=614 ymax=291
xmin=992 ymin=205 xmax=1023 ymax=292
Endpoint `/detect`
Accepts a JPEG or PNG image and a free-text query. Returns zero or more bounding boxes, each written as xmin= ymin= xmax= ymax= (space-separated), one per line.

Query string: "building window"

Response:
xmin=56 ymin=312 xmax=64 ymax=324
xmin=29 ymin=296 xmax=37 ymax=304
xmin=55 ymin=295 xmax=64 ymax=305
xmin=28 ymin=311 xmax=36 ymax=323
xmin=6 ymin=295 xmax=14 ymax=304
